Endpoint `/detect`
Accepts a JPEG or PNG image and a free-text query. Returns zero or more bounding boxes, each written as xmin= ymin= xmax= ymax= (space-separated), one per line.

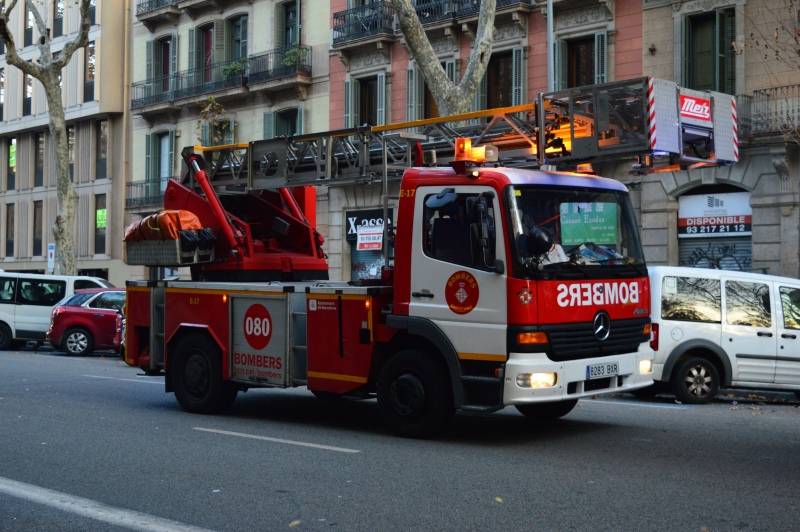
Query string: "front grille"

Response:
xmin=543 ymin=317 xmax=649 ymax=361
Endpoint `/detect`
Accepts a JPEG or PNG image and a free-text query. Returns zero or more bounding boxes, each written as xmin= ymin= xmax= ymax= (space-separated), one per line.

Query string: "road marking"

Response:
xmin=584 ymin=399 xmax=690 ymax=409
xmin=194 ymin=427 xmax=361 ymax=453
xmin=0 ymin=476 xmax=213 ymax=532
xmin=84 ymin=375 xmax=163 ymax=384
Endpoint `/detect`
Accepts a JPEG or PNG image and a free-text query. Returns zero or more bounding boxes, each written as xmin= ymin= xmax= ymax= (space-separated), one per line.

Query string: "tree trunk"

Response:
xmin=45 ymin=79 xmax=78 ymax=275
xmin=392 ymin=0 xmax=496 ymax=117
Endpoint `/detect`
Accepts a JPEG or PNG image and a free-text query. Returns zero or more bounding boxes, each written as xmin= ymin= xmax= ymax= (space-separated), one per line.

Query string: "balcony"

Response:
xmin=453 ymin=0 xmax=532 ymax=30
xmin=132 ymin=50 xmax=312 ymax=118
xmin=333 ymin=1 xmax=396 ymax=54
xmin=126 ymin=176 xmax=178 ymax=209
xmin=247 ymin=45 xmax=312 ymax=96
xmin=135 ymin=0 xmax=180 ymax=30
xmin=737 ymin=84 xmax=800 ymax=140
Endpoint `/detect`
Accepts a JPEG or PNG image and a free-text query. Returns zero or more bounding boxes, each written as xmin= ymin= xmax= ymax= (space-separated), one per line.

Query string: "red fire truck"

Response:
xmin=123 ymin=78 xmax=737 ymax=437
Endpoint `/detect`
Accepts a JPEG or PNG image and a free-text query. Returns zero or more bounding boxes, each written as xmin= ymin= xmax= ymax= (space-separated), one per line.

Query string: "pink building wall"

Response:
xmin=328 ymin=3 xmax=643 ymax=128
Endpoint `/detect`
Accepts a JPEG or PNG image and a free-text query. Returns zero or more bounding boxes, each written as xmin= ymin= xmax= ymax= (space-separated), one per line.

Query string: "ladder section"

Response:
xmin=179 ymin=77 xmax=739 ymax=191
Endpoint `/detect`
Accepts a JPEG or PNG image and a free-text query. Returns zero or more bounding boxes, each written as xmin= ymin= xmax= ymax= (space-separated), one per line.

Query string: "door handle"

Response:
xmin=757 ymin=332 xmax=773 ymax=337
xmin=412 ymin=292 xmax=434 ymax=299
xmin=781 ymin=333 xmax=797 ymax=339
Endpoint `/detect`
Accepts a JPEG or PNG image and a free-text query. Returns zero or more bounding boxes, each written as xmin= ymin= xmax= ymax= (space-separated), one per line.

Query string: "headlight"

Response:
xmin=639 ymin=359 xmax=653 ymax=374
xmin=516 ymin=372 xmax=557 ymax=388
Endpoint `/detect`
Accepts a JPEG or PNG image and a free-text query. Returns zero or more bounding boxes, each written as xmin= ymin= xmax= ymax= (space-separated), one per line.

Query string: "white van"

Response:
xmin=0 ymin=272 xmax=114 ymax=350
xmin=646 ymin=266 xmax=800 ymax=403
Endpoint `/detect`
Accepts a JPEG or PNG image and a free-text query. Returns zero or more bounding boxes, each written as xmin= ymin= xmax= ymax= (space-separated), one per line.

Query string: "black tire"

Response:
xmin=515 ymin=399 xmax=578 ymax=421
xmin=63 ymin=327 xmax=93 ymax=356
xmin=377 ymin=350 xmax=454 ymax=438
xmin=171 ymin=334 xmax=237 ymax=414
xmin=629 ymin=384 xmax=660 ymax=399
xmin=671 ymin=357 xmax=719 ymax=404
xmin=0 ymin=323 xmax=12 ymax=351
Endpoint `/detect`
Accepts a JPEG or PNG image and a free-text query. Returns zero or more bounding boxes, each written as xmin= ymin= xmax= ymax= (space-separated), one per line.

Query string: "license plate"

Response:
xmin=587 ymin=362 xmax=618 ymax=380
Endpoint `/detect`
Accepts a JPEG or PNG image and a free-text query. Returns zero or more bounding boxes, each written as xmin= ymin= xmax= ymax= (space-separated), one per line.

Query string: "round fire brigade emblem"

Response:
xmin=244 ymin=304 xmax=273 ymax=350
xmin=445 ymin=271 xmax=480 ymax=315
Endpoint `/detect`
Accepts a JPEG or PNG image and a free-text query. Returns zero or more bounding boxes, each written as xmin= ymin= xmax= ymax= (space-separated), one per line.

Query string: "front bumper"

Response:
xmin=503 ymin=344 xmax=654 ymax=405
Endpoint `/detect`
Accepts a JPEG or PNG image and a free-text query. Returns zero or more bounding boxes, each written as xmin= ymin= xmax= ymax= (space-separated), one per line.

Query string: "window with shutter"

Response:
xmin=684 ymin=8 xmax=735 ymax=94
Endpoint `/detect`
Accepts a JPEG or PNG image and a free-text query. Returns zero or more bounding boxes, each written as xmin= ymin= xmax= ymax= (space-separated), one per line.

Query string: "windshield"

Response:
xmin=505 ymin=184 xmax=645 ymax=279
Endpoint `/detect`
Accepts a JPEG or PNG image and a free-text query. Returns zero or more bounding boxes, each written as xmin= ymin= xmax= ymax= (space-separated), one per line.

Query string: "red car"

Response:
xmin=46 ymin=288 xmax=126 ymax=356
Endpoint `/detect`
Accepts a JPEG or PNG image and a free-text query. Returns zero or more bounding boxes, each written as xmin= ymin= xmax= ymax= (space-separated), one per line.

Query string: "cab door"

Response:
xmin=721 ymin=277 xmax=776 ymax=383
xmin=407 ymin=185 xmax=507 ymax=362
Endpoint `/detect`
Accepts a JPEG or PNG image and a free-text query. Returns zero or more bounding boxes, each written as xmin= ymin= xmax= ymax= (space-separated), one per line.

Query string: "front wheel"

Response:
xmin=171 ymin=335 xmax=237 ymax=414
xmin=377 ymin=350 xmax=454 ymax=438
xmin=515 ymin=399 xmax=578 ymax=421
xmin=670 ymin=357 xmax=719 ymax=404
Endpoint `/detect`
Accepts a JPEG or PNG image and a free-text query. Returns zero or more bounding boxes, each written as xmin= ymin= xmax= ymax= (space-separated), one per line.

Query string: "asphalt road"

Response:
xmin=1 ymin=347 xmax=798 ymax=531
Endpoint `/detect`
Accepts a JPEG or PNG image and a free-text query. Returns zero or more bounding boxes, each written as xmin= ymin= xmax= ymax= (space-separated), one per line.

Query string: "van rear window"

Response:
xmin=661 ymin=276 xmax=721 ymax=323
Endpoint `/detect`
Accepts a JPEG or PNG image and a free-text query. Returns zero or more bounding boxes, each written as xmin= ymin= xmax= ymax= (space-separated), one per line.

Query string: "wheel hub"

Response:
xmin=389 ymin=373 xmax=426 ymax=417
xmin=184 ymin=353 xmax=210 ymax=396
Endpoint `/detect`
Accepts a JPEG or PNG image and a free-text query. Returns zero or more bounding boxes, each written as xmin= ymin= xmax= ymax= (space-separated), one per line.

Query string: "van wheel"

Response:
xmin=171 ymin=335 xmax=237 ymax=414
xmin=377 ymin=350 xmax=454 ymax=438
xmin=515 ymin=399 xmax=578 ymax=420
xmin=0 ymin=324 xmax=12 ymax=350
xmin=64 ymin=328 xmax=93 ymax=356
xmin=671 ymin=357 xmax=719 ymax=404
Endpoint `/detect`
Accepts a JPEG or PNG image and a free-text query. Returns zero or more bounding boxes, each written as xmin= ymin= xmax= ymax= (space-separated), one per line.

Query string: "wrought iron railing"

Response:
xmin=737 ymin=84 xmax=800 ymax=137
xmin=126 ymin=176 xmax=178 ymax=208
xmin=333 ymin=1 xmax=395 ymax=45
xmin=248 ymin=45 xmax=312 ymax=85
xmin=414 ymin=0 xmax=455 ymax=24
xmin=172 ymin=58 xmax=246 ymax=100
xmin=131 ymin=74 xmax=175 ymax=108
xmin=136 ymin=0 xmax=179 ymax=16
xmin=454 ymin=0 xmax=531 ymax=16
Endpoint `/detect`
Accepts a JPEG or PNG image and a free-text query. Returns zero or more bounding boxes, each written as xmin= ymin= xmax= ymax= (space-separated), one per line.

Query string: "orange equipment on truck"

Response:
xmin=123 ymin=78 xmax=737 ymax=437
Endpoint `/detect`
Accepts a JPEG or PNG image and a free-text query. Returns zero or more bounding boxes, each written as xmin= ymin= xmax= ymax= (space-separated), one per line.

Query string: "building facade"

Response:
xmin=633 ymin=0 xmax=800 ymax=278
xmin=128 ymin=0 xmax=331 ymax=280
xmin=325 ymin=0 xmax=800 ymax=282
xmin=327 ymin=0 xmax=645 ymax=281
xmin=0 ymin=1 xmax=131 ymax=287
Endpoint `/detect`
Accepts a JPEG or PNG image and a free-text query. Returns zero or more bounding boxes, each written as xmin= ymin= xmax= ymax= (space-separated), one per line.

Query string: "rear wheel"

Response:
xmin=515 ymin=399 xmax=578 ymax=421
xmin=0 ymin=324 xmax=12 ymax=350
xmin=63 ymin=328 xmax=93 ymax=356
xmin=377 ymin=350 xmax=454 ymax=438
xmin=171 ymin=334 xmax=237 ymax=414
xmin=671 ymin=357 xmax=719 ymax=404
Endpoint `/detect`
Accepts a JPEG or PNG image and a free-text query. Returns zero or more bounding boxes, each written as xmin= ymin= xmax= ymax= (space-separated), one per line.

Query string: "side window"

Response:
xmin=660 ymin=276 xmax=721 ymax=323
xmin=0 ymin=278 xmax=15 ymax=302
xmin=779 ymin=286 xmax=800 ymax=330
xmin=40 ymin=281 xmax=66 ymax=305
xmin=18 ymin=279 xmax=66 ymax=306
xmin=74 ymin=279 xmax=102 ymax=290
xmin=91 ymin=292 xmax=124 ymax=311
xmin=422 ymin=190 xmax=496 ymax=271
xmin=725 ymin=281 xmax=771 ymax=327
